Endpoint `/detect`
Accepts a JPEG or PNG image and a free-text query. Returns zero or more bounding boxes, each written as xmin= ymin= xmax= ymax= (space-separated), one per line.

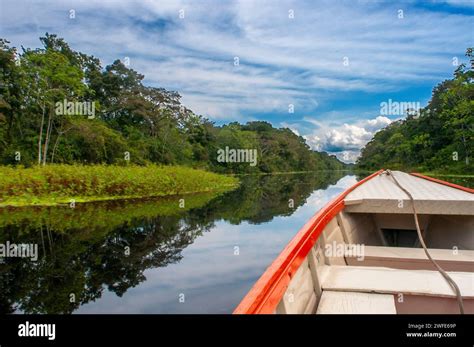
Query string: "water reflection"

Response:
xmin=0 ymin=171 xmax=354 ymax=314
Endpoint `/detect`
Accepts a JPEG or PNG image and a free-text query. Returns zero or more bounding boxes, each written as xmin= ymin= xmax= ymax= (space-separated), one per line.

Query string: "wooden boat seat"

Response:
xmin=316 ymin=291 xmax=396 ymax=314
xmin=345 ymin=246 xmax=474 ymax=272
xmin=344 ymin=171 xmax=474 ymax=215
xmin=320 ymin=265 xmax=474 ymax=299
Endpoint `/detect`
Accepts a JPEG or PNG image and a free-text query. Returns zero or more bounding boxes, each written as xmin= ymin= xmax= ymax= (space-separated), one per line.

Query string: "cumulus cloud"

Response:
xmin=361 ymin=116 xmax=393 ymax=132
xmin=325 ymin=124 xmax=372 ymax=152
xmin=303 ymin=116 xmax=393 ymax=163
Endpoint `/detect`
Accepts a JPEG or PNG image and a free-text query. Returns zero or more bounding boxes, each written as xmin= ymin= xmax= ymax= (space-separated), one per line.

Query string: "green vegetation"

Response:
xmin=0 ymin=171 xmax=343 ymax=231
xmin=0 ymin=34 xmax=345 ymax=174
xmin=357 ymin=48 xmax=473 ymax=174
xmin=0 ymin=164 xmax=238 ymax=207
xmin=0 ymin=34 xmax=345 ymax=205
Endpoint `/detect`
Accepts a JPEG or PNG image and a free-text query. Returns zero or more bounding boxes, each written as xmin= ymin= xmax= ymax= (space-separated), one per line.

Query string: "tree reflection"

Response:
xmin=0 ymin=171 xmax=345 ymax=313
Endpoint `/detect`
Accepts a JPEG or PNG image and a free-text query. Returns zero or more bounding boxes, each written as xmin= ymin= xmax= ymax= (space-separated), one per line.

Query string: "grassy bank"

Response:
xmin=0 ymin=164 xmax=239 ymax=207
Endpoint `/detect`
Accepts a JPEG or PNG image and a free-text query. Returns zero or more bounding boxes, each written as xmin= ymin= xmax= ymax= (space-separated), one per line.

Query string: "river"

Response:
xmin=0 ymin=171 xmax=471 ymax=313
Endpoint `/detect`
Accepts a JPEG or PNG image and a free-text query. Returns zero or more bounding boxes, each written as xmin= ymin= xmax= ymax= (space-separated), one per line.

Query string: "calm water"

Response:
xmin=0 ymin=171 xmax=358 ymax=313
xmin=0 ymin=171 xmax=470 ymax=314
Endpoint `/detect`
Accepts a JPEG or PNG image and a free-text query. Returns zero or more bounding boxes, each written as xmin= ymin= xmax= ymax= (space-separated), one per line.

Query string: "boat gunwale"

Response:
xmin=233 ymin=170 xmax=473 ymax=314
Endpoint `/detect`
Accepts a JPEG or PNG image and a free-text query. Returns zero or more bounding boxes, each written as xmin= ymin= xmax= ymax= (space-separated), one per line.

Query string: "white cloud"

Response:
xmin=327 ymin=124 xmax=372 ymax=151
xmin=0 ymin=0 xmax=471 ymax=122
xmin=361 ymin=116 xmax=393 ymax=132
xmin=303 ymin=115 xmax=393 ymax=163
xmin=279 ymin=122 xmax=300 ymax=136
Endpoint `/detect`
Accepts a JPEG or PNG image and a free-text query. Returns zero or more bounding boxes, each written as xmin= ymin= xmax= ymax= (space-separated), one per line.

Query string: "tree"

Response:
xmin=20 ymin=36 xmax=87 ymax=165
xmin=0 ymin=33 xmax=346 ymax=171
xmin=357 ymin=47 xmax=473 ymax=174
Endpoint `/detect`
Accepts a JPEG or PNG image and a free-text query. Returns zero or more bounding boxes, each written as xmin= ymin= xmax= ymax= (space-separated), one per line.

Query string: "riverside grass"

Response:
xmin=0 ymin=164 xmax=239 ymax=207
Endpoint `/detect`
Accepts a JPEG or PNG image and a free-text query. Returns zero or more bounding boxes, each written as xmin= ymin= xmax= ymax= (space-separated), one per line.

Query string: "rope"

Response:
xmin=384 ymin=170 xmax=465 ymax=314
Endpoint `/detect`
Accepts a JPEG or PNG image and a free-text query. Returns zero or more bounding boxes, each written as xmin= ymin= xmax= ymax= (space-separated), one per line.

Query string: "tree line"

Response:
xmin=357 ymin=48 xmax=473 ymax=174
xmin=0 ymin=34 xmax=345 ymax=173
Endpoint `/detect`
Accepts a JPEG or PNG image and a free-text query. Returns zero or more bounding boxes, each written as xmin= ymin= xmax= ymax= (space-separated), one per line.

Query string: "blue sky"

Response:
xmin=1 ymin=0 xmax=473 ymax=162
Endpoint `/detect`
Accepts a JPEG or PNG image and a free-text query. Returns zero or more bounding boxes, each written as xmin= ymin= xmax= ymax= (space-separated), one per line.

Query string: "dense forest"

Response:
xmin=0 ymin=34 xmax=345 ymax=174
xmin=357 ymin=48 xmax=473 ymax=174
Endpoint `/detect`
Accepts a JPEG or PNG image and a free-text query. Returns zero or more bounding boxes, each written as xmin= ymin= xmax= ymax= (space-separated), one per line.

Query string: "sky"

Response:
xmin=1 ymin=0 xmax=473 ymax=162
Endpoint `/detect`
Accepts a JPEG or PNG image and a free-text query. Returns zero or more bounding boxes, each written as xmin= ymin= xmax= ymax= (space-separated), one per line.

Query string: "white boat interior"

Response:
xmin=344 ymin=171 xmax=474 ymax=215
xmin=275 ymin=171 xmax=474 ymax=314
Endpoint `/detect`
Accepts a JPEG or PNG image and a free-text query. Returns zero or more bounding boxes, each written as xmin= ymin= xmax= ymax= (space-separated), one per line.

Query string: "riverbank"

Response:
xmin=0 ymin=165 xmax=239 ymax=207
